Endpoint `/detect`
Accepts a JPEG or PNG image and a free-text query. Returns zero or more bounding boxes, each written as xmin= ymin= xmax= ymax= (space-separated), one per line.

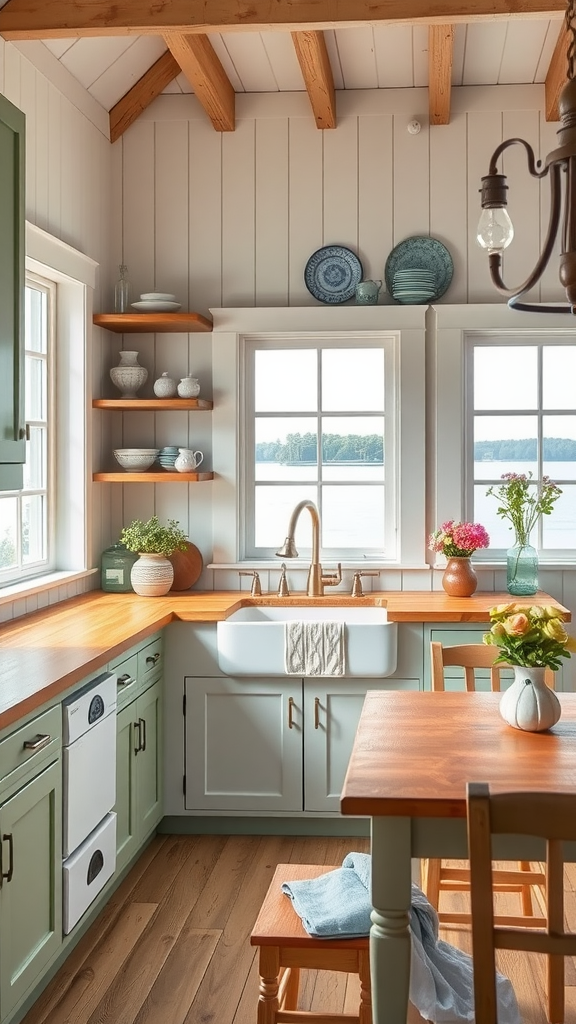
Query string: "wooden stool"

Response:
xmin=250 ymin=863 xmax=371 ymax=1024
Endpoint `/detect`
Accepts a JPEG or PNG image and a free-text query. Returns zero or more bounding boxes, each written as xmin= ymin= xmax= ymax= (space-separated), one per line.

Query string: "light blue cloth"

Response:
xmin=281 ymin=852 xmax=371 ymax=938
xmin=281 ymin=853 xmax=521 ymax=1024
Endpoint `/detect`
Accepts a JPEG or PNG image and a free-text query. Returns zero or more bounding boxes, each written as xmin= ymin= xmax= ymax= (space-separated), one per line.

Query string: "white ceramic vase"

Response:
xmin=110 ymin=351 xmax=148 ymax=399
xmin=177 ymin=376 xmax=201 ymax=398
xmin=130 ymin=553 xmax=174 ymax=596
xmin=153 ymin=372 xmax=178 ymax=398
xmin=499 ymin=666 xmax=561 ymax=732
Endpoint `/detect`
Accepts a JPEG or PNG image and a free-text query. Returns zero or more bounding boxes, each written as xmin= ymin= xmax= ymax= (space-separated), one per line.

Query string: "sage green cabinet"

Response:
xmin=0 ymin=94 xmax=25 ymax=491
xmin=0 ymin=758 xmax=62 ymax=1020
xmin=183 ymin=675 xmax=419 ymax=814
xmin=184 ymin=676 xmax=303 ymax=812
xmin=115 ymin=679 xmax=163 ymax=874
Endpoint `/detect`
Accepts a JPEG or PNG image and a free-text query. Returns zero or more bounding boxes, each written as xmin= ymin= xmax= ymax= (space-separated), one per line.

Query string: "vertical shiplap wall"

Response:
xmin=121 ymin=85 xmax=563 ymax=314
xmin=109 ymin=83 xmax=568 ymax=572
xmin=0 ymin=39 xmax=113 ymax=620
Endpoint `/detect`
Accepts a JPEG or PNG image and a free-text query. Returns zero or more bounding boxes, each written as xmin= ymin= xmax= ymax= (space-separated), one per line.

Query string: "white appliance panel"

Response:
xmin=63 ymin=812 xmax=117 ymax=934
xmin=62 ymin=672 xmax=117 ymax=745
xmin=63 ymin=709 xmax=116 ymax=857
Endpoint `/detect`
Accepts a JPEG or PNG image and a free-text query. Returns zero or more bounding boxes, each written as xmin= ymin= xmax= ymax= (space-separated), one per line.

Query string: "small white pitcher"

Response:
xmin=174 ymin=448 xmax=204 ymax=472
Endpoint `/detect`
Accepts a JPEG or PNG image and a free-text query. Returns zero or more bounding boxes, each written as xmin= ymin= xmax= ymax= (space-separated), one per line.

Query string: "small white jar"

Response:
xmin=177 ymin=376 xmax=201 ymax=399
xmin=153 ymin=372 xmax=178 ymax=398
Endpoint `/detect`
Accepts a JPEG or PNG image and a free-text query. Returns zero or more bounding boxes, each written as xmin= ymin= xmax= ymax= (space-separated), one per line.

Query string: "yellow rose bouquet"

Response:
xmin=483 ymin=603 xmax=576 ymax=671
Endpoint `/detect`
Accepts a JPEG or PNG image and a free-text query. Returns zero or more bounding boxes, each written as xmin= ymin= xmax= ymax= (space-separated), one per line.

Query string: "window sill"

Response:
xmin=0 ymin=568 xmax=98 ymax=607
xmin=208 ymin=561 xmax=431 ymax=571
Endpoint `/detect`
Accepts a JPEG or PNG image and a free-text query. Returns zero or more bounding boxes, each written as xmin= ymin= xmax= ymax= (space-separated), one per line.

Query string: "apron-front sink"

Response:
xmin=216 ymin=605 xmax=398 ymax=677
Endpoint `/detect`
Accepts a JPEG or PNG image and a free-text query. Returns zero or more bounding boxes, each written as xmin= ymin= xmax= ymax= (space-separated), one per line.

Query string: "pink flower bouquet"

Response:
xmin=429 ymin=520 xmax=490 ymax=558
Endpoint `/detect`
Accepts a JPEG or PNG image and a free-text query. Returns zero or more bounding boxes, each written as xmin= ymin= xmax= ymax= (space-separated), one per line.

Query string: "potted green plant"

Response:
xmin=119 ymin=516 xmax=188 ymax=596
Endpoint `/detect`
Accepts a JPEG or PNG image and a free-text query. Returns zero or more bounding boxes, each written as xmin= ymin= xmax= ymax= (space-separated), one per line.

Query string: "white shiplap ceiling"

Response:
xmin=38 ymin=21 xmax=562 ymax=107
xmin=0 ymin=1 xmax=565 ymax=139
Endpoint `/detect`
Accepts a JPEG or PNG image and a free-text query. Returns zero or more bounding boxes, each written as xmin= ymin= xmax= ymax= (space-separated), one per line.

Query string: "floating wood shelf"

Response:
xmin=93 ymin=312 xmax=213 ymax=333
xmin=93 ymin=471 xmax=214 ymax=482
xmin=92 ymin=398 xmax=213 ymax=411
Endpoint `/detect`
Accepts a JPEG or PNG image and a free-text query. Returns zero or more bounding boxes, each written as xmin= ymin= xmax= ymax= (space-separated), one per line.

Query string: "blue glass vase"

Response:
xmin=506 ymin=542 xmax=538 ymax=596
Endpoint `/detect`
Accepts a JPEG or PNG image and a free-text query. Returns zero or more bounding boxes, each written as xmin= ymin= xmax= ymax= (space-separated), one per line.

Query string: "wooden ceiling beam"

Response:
xmin=109 ymin=51 xmax=181 ymax=143
xmin=0 ymin=0 xmax=566 ymax=40
xmin=545 ymin=20 xmax=569 ymax=121
xmin=429 ymin=24 xmax=454 ymax=125
xmin=164 ymin=32 xmax=235 ymax=131
xmin=292 ymin=31 xmax=336 ymax=129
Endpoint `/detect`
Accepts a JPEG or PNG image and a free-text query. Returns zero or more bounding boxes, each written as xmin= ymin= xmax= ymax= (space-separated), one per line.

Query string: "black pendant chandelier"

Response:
xmin=477 ymin=0 xmax=576 ymax=313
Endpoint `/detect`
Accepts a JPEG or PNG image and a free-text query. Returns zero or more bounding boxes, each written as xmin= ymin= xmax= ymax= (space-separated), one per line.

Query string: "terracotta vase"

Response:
xmin=441 ymin=556 xmax=478 ymax=597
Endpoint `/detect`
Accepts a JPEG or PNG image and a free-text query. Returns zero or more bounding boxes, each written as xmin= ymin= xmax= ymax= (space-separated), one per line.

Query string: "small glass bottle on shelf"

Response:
xmin=114 ymin=264 xmax=130 ymax=313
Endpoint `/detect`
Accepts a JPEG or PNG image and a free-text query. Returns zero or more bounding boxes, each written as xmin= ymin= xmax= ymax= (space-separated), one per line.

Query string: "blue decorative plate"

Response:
xmin=384 ymin=236 xmax=453 ymax=302
xmin=304 ymin=245 xmax=363 ymax=304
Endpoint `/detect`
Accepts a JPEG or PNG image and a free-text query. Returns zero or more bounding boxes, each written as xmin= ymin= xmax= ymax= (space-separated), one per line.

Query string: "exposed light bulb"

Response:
xmin=476 ymin=207 xmax=514 ymax=253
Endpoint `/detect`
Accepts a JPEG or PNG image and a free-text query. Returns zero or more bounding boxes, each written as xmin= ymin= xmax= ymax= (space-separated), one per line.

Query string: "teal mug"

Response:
xmin=355 ymin=279 xmax=382 ymax=305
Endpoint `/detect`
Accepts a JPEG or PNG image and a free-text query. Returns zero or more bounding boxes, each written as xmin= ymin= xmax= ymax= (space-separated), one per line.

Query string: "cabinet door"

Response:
xmin=0 ymin=759 xmax=62 ymax=1019
xmin=115 ymin=703 xmax=138 ymax=874
xmin=136 ymin=681 xmax=163 ymax=839
xmin=184 ymin=677 xmax=303 ymax=812
xmin=0 ymin=95 xmax=25 ymax=491
xmin=304 ymin=678 xmax=419 ymax=813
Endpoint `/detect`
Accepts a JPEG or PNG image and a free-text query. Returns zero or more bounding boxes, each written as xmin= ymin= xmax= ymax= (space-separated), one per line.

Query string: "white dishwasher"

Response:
xmin=62 ymin=671 xmax=117 ymax=934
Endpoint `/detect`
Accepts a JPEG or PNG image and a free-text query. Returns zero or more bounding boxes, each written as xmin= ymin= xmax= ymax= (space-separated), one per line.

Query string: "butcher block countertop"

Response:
xmin=0 ymin=588 xmax=569 ymax=733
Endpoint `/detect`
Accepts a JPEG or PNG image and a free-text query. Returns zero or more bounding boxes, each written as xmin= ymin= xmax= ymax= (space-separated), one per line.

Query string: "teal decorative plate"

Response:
xmin=304 ymin=245 xmax=363 ymax=304
xmin=384 ymin=236 xmax=453 ymax=302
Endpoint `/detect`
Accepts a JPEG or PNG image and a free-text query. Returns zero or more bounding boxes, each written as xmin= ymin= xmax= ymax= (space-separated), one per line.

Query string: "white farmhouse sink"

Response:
xmin=216 ymin=605 xmax=398 ymax=677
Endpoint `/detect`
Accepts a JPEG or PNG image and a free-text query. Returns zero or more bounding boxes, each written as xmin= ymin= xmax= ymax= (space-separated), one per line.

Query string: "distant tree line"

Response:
xmin=256 ymin=431 xmax=383 ymax=463
xmin=475 ymin=438 xmax=576 ymax=461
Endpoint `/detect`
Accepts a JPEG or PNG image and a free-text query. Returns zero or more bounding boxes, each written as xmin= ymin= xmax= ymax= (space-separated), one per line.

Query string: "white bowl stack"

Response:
xmin=391 ymin=269 xmax=436 ymax=305
xmin=131 ymin=292 xmax=182 ymax=312
xmin=113 ymin=448 xmax=159 ymax=472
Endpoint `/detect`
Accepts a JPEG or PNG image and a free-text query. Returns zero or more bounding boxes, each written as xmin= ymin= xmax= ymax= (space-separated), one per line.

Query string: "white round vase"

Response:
xmin=177 ymin=376 xmax=201 ymax=398
xmin=130 ymin=553 xmax=174 ymax=596
xmin=110 ymin=351 xmax=148 ymax=399
xmin=499 ymin=666 xmax=561 ymax=732
xmin=153 ymin=372 xmax=178 ymax=398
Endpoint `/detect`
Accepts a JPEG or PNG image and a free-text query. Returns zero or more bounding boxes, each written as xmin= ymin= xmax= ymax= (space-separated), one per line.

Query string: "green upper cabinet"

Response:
xmin=0 ymin=94 xmax=25 ymax=492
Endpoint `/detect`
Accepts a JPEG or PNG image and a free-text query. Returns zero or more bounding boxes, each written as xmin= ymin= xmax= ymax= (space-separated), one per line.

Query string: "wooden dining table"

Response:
xmin=340 ymin=689 xmax=576 ymax=1024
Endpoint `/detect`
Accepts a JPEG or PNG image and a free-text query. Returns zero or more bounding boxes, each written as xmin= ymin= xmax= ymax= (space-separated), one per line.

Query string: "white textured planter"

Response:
xmin=499 ymin=666 xmax=561 ymax=732
xmin=130 ymin=553 xmax=174 ymax=596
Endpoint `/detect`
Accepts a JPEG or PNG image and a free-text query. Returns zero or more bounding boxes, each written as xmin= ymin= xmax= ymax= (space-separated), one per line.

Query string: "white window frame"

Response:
xmin=211 ymin=306 xmax=427 ymax=568
xmin=242 ymin=332 xmax=396 ymax=560
xmin=433 ymin=304 xmax=576 ymax=566
xmin=0 ymin=225 xmax=97 ymax=599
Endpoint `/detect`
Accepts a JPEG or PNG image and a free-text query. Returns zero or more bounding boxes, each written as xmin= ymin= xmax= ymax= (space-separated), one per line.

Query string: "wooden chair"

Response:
xmin=467 ymin=782 xmax=576 ymax=1024
xmin=250 ymin=863 xmax=371 ymax=1024
xmin=422 ymin=641 xmax=552 ymax=931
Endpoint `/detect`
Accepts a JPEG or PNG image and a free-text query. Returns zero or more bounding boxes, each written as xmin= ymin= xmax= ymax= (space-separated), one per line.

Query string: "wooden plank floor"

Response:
xmin=21 ymin=838 xmax=576 ymax=1024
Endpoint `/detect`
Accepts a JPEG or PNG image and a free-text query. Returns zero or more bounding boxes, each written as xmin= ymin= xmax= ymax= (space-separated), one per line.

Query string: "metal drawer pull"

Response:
xmin=23 ymin=733 xmax=51 ymax=752
xmin=117 ymin=674 xmax=136 ymax=687
xmin=314 ymin=697 xmax=321 ymax=729
xmin=133 ymin=720 xmax=141 ymax=755
xmin=139 ymin=716 xmax=147 ymax=752
xmin=288 ymin=697 xmax=296 ymax=729
xmin=2 ymin=834 xmax=13 ymax=883
xmin=145 ymin=652 xmax=160 ymax=666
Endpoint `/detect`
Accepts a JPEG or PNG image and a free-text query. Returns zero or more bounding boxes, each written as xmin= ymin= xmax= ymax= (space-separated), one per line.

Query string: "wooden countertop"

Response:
xmin=0 ymin=589 xmax=569 ymax=732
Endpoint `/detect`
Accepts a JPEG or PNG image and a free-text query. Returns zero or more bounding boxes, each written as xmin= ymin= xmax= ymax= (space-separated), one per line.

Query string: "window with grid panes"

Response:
xmin=243 ymin=335 xmax=397 ymax=560
xmin=0 ymin=274 xmax=53 ymax=581
xmin=466 ymin=336 xmax=576 ymax=556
